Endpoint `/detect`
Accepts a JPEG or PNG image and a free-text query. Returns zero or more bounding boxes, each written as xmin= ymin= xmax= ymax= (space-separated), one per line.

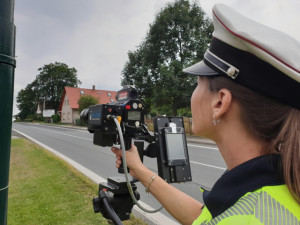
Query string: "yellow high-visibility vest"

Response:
xmin=193 ymin=185 xmax=300 ymax=225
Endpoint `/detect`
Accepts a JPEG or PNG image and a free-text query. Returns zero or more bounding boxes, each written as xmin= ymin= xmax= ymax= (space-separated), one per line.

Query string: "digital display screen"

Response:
xmin=127 ymin=111 xmax=141 ymax=120
xmin=165 ymin=133 xmax=187 ymax=165
xmin=90 ymin=111 xmax=101 ymax=119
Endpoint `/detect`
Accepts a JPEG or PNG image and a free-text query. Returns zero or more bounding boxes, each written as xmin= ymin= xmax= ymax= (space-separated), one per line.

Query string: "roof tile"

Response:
xmin=59 ymin=87 xmax=117 ymax=111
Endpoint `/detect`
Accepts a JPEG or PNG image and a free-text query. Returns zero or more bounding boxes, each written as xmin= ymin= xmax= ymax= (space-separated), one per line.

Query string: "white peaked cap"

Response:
xmin=183 ymin=4 xmax=300 ymax=109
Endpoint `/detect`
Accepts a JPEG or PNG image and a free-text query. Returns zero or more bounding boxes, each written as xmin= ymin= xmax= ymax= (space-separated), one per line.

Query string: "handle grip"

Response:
xmin=117 ymin=138 xmax=144 ymax=174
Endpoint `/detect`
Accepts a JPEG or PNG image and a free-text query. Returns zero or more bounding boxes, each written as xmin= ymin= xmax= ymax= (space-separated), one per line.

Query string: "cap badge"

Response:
xmin=227 ymin=67 xmax=236 ymax=78
xmin=204 ymin=50 xmax=239 ymax=79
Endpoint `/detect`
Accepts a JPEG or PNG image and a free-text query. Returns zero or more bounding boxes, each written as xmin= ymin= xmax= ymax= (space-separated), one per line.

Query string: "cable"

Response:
xmin=101 ymin=194 xmax=123 ymax=225
xmin=112 ymin=117 xmax=163 ymax=213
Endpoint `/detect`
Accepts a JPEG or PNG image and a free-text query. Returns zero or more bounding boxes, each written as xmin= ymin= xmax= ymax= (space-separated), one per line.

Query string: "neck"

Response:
xmin=213 ymin=123 xmax=267 ymax=170
xmin=217 ymin=139 xmax=264 ymax=170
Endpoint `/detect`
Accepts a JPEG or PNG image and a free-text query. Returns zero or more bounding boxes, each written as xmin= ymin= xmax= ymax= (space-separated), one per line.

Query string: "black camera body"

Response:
xmin=80 ymin=85 xmax=192 ymax=181
xmin=80 ymin=85 xmax=146 ymax=148
xmin=81 ymin=85 xmax=192 ymax=223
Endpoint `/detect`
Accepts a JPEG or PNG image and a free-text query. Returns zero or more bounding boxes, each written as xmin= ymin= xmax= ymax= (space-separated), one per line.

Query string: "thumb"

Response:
xmin=129 ymin=144 xmax=138 ymax=152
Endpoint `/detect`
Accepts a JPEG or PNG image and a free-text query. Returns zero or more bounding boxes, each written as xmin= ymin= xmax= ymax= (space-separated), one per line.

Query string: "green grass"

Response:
xmin=8 ymin=138 xmax=147 ymax=225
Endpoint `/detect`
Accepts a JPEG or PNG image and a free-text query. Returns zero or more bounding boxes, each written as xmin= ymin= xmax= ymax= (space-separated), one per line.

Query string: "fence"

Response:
xmin=144 ymin=117 xmax=193 ymax=135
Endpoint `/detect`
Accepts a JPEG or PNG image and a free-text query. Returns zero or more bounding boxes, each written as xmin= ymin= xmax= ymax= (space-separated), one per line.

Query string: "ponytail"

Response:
xmin=275 ymin=109 xmax=300 ymax=203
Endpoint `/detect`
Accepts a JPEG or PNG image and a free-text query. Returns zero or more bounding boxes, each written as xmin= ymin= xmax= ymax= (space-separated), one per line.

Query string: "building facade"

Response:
xmin=59 ymin=86 xmax=117 ymax=124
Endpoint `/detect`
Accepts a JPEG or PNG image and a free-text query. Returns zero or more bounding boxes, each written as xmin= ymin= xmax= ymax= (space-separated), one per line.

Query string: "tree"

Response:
xmin=33 ymin=62 xmax=81 ymax=112
xmin=16 ymin=62 xmax=81 ymax=120
xmin=16 ymin=82 xmax=38 ymax=121
xmin=122 ymin=44 xmax=153 ymax=112
xmin=78 ymin=95 xmax=99 ymax=114
xmin=122 ymin=0 xmax=213 ymax=115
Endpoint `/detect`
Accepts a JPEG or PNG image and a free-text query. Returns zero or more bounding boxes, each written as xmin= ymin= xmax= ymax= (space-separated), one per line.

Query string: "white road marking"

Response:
xmin=37 ymin=124 xmax=89 ymax=133
xmin=190 ymin=161 xmax=226 ymax=170
xmin=14 ymin=124 xmax=226 ymax=171
xmin=187 ymin=144 xmax=219 ymax=151
xmin=18 ymin=125 xmax=93 ymax=141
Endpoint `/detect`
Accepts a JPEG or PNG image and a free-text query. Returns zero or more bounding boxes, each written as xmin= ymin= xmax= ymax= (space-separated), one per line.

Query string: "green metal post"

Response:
xmin=0 ymin=0 xmax=16 ymax=224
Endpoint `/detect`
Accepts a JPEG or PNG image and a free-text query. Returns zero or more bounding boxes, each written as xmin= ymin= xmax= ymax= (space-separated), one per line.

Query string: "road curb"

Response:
xmin=12 ymin=128 xmax=179 ymax=225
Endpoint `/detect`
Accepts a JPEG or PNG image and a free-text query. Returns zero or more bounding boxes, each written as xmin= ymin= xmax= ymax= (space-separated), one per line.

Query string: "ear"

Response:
xmin=211 ymin=88 xmax=232 ymax=119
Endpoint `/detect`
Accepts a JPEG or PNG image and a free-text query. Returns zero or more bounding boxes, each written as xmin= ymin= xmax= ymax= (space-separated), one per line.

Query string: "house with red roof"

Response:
xmin=58 ymin=86 xmax=117 ymax=124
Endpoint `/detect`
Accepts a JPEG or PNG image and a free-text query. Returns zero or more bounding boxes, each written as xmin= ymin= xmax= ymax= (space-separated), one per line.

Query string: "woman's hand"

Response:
xmin=112 ymin=144 xmax=203 ymax=224
xmin=111 ymin=144 xmax=146 ymax=179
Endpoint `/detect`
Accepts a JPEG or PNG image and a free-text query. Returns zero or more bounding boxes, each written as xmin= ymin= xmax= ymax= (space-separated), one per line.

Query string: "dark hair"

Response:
xmin=206 ymin=76 xmax=300 ymax=204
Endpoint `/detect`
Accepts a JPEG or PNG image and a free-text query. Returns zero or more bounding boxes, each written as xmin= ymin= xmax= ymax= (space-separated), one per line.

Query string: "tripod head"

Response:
xmin=93 ymin=177 xmax=140 ymax=223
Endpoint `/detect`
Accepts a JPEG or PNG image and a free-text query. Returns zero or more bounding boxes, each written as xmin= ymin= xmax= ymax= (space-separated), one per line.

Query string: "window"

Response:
xmin=98 ymin=92 xmax=101 ymax=94
xmin=107 ymin=92 xmax=112 ymax=97
xmin=110 ymin=99 xmax=114 ymax=102
xmin=80 ymin=90 xmax=85 ymax=95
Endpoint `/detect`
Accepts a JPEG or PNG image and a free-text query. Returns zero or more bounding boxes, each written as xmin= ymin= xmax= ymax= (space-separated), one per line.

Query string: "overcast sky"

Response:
xmin=13 ymin=0 xmax=300 ymax=114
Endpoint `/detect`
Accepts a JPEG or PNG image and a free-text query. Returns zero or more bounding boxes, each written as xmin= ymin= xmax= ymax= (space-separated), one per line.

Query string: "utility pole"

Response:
xmin=0 ymin=0 xmax=16 ymax=224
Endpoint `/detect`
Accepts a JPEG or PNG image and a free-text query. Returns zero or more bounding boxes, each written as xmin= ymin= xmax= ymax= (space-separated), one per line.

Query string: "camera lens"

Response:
xmin=80 ymin=108 xmax=89 ymax=124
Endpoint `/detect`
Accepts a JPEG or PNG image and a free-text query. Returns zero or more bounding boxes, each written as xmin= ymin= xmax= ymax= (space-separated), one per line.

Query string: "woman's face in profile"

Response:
xmin=191 ymin=77 xmax=214 ymax=137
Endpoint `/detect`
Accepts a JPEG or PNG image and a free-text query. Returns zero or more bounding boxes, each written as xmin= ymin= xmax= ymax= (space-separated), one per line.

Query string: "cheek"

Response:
xmin=191 ymin=89 xmax=212 ymax=136
xmin=191 ymin=89 xmax=200 ymax=115
xmin=191 ymin=111 xmax=202 ymax=135
xmin=191 ymin=89 xmax=203 ymax=134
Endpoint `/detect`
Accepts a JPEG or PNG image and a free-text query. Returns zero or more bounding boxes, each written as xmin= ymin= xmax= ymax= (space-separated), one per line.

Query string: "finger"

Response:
xmin=111 ymin=146 xmax=121 ymax=151
xmin=116 ymin=158 xmax=122 ymax=168
xmin=111 ymin=147 xmax=122 ymax=156
xmin=111 ymin=147 xmax=118 ymax=152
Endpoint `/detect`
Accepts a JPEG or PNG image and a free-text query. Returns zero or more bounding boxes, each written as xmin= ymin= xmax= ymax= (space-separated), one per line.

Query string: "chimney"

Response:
xmin=92 ymin=85 xmax=95 ymax=90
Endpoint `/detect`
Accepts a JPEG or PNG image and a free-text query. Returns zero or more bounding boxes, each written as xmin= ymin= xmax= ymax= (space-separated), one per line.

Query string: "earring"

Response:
xmin=212 ymin=116 xmax=220 ymax=126
xmin=276 ymin=139 xmax=284 ymax=152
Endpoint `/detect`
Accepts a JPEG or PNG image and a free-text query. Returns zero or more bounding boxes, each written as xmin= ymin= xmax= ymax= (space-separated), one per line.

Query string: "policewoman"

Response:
xmin=112 ymin=4 xmax=300 ymax=225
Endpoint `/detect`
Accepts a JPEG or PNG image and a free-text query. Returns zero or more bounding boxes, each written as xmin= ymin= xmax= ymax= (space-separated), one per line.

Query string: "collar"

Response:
xmin=203 ymin=154 xmax=284 ymax=218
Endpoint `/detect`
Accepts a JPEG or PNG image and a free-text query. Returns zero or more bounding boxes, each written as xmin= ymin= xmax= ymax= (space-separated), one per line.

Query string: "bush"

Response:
xmin=24 ymin=114 xmax=36 ymax=122
xmin=74 ymin=118 xmax=85 ymax=126
xmin=149 ymin=110 xmax=157 ymax=117
xmin=24 ymin=118 xmax=33 ymax=122
xmin=51 ymin=114 xmax=60 ymax=123
xmin=177 ymin=107 xmax=192 ymax=117
xmin=78 ymin=95 xmax=99 ymax=113
xmin=36 ymin=115 xmax=44 ymax=121
xmin=156 ymin=106 xmax=173 ymax=116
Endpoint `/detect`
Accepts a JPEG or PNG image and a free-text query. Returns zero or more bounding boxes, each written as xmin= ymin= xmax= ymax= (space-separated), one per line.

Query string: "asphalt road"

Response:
xmin=12 ymin=122 xmax=226 ymax=223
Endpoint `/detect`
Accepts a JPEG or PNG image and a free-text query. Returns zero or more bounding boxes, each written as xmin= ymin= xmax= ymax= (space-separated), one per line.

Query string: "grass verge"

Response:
xmin=8 ymin=138 xmax=147 ymax=225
